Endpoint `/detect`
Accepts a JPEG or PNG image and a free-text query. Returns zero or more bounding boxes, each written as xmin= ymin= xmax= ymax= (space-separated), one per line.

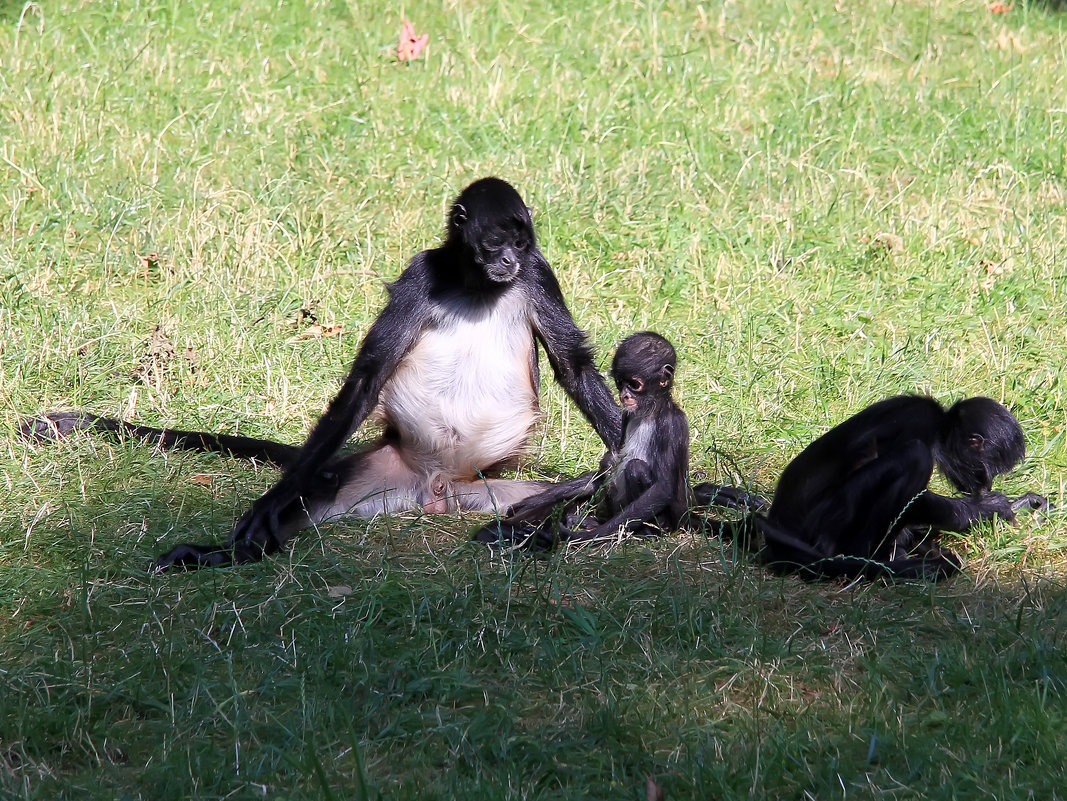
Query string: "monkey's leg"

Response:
xmin=450 ymin=477 xmax=559 ymax=515
xmin=155 ymin=444 xmax=433 ymax=570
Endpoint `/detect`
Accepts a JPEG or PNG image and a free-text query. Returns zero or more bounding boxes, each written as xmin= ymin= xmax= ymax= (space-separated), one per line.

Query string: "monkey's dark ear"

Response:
xmin=968 ymin=434 xmax=985 ymax=450
xmin=660 ymin=363 xmax=675 ymax=387
xmin=451 ymin=204 xmax=468 ymax=227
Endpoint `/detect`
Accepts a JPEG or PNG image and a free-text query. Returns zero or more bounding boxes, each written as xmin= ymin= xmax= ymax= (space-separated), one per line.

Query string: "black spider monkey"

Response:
xmin=472 ymin=331 xmax=689 ymax=548
xmin=25 ymin=177 xmax=623 ymax=569
xmin=706 ymin=394 xmax=1046 ymax=580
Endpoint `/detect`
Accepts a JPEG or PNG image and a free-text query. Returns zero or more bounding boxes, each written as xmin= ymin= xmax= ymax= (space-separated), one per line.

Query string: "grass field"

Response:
xmin=2 ymin=0 xmax=1066 ymax=798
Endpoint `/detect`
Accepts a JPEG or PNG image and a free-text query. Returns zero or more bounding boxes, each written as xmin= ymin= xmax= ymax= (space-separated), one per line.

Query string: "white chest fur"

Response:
xmin=609 ymin=416 xmax=655 ymax=506
xmin=376 ymin=289 xmax=539 ymax=476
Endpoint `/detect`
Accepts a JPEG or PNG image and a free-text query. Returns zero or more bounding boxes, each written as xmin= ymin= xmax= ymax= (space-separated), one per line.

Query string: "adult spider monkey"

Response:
xmin=472 ymin=331 xmax=689 ymax=548
xmin=26 ymin=177 xmax=623 ymax=569
xmin=707 ymin=395 xmax=1047 ymax=580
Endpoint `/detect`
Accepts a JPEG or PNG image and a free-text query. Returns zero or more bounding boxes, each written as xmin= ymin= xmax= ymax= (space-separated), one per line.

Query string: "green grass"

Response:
xmin=2 ymin=0 xmax=1067 ymax=798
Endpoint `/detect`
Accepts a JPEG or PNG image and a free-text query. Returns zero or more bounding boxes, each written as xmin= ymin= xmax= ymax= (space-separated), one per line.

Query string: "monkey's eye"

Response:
xmin=623 ymin=378 xmax=644 ymax=393
xmin=514 ymin=237 xmax=529 ymax=251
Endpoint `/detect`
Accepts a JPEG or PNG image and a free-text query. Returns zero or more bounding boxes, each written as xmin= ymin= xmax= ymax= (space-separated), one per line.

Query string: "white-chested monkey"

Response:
xmin=25 ymin=178 xmax=623 ymax=569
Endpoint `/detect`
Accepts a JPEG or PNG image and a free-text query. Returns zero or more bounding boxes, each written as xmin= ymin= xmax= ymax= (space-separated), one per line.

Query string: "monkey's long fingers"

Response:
xmin=1010 ymin=492 xmax=1051 ymax=513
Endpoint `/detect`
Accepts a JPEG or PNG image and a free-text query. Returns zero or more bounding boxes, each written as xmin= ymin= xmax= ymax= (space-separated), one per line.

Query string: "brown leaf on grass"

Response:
xmin=994 ymin=28 xmax=1025 ymax=52
xmin=988 ymin=2 xmax=1013 ymax=13
xmin=287 ymin=323 xmax=345 ymax=343
xmin=646 ymin=777 xmax=665 ymax=801
xmin=871 ymin=232 xmax=904 ymax=253
xmin=140 ymin=252 xmax=161 ymax=272
xmin=328 ymin=585 xmax=354 ymax=598
xmin=130 ymin=325 xmax=176 ymax=384
xmin=189 ymin=474 xmax=214 ymax=486
xmin=860 ymin=232 xmax=903 ymax=254
xmin=398 ymin=19 xmax=429 ymax=62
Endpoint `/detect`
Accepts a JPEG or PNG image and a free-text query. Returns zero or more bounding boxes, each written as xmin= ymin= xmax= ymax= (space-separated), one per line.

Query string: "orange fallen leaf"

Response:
xmin=189 ymin=473 xmax=214 ymax=486
xmin=398 ymin=19 xmax=429 ymax=61
xmin=988 ymin=2 xmax=1012 ymax=13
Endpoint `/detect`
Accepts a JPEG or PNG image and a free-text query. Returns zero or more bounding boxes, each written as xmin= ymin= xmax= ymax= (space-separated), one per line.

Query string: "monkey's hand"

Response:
xmin=223 ymin=479 xmax=307 ymax=555
xmin=1010 ymin=492 xmax=1050 ymax=514
xmin=155 ymin=482 xmax=295 ymax=571
xmin=472 ymin=520 xmax=564 ymax=552
xmin=971 ymin=491 xmax=1018 ymax=524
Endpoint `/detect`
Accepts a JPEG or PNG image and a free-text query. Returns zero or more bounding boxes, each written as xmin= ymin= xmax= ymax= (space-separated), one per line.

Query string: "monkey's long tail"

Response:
xmin=20 ymin=411 xmax=299 ymax=467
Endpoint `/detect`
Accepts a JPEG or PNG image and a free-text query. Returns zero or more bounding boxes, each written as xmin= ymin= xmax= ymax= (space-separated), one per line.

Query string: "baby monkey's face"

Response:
xmin=617 ymin=375 xmax=644 ymax=411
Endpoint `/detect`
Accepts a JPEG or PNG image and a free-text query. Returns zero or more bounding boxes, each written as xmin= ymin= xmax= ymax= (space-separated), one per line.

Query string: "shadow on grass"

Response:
xmin=2 ymin=433 xmax=1065 ymax=799
xmin=3 ymin=448 xmax=1067 ymax=800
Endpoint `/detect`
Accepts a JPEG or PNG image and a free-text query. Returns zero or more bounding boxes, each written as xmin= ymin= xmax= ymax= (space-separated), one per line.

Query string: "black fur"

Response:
xmin=24 ymin=178 xmax=623 ymax=570
xmin=21 ymin=412 xmax=299 ymax=466
xmin=473 ymin=331 xmax=689 ymax=548
xmin=753 ymin=395 xmax=1045 ymax=580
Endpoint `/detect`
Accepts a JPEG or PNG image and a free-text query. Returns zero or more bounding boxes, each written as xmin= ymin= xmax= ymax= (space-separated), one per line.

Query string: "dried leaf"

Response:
xmin=646 ymin=777 xmax=665 ymax=801
xmin=988 ymin=2 xmax=1012 ymax=13
xmin=994 ymin=28 xmax=1025 ymax=52
xmin=189 ymin=474 xmax=214 ymax=486
xmin=287 ymin=323 xmax=345 ymax=343
xmin=871 ymin=232 xmax=903 ymax=253
xmin=130 ymin=325 xmax=176 ymax=384
xmin=398 ymin=19 xmax=429 ymax=62
xmin=328 ymin=585 xmax=354 ymax=598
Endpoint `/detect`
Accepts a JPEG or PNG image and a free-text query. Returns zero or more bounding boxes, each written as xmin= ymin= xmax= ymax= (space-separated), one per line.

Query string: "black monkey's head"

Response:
xmin=936 ymin=396 xmax=1026 ymax=494
xmin=449 ymin=177 xmax=537 ymax=284
xmin=611 ymin=332 xmax=676 ymax=413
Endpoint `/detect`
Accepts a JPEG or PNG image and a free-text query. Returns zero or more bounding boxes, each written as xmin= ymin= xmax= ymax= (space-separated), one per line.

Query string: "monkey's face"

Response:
xmin=472 ymin=222 xmax=531 ymax=283
xmin=449 ymin=178 xmax=537 ymax=285
xmin=617 ymin=376 xmax=644 ymax=411
xmin=937 ymin=432 xmax=995 ymax=495
xmin=938 ymin=397 xmax=1026 ymax=495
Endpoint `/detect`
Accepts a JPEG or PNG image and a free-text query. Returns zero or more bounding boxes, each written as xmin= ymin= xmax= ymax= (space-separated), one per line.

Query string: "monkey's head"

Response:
xmin=449 ymin=177 xmax=537 ymax=285
xmin=936 ymin=396 xmax=1026 ymax=495
xmin=611 ymin=332 xmax=676 ymax=413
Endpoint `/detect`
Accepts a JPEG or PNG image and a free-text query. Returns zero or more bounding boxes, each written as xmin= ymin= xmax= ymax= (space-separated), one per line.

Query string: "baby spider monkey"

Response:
xmin=473 ymin=331 xmax=689 ymax=548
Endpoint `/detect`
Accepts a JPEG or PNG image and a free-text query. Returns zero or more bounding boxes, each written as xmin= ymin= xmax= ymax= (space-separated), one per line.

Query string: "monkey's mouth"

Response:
xmin=621 ymin=397 xmax=637 ymax=410
xmin=486 ymin=265 xmax=519 ymax=282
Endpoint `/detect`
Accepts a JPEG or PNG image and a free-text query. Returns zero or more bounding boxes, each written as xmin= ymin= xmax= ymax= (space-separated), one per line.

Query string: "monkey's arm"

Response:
xmin=902 ymin=489 xmax=1025 ymax=532
xmin=529 ymin=260 xmax=623 ymax=451
xmin=504 ymin=471 xmax=601 ymax=524
xmin=470 ymin=471 xmax=601 ymax=545
xmin=284 ymin=267 xmax=430 ymax=476
xmin=155 ymin=264 xmax=431 ymax=570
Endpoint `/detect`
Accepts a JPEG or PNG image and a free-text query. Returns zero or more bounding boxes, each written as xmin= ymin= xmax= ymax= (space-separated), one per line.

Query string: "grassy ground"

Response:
xmin=2 ymin=0 xmax=1066 ymax=798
